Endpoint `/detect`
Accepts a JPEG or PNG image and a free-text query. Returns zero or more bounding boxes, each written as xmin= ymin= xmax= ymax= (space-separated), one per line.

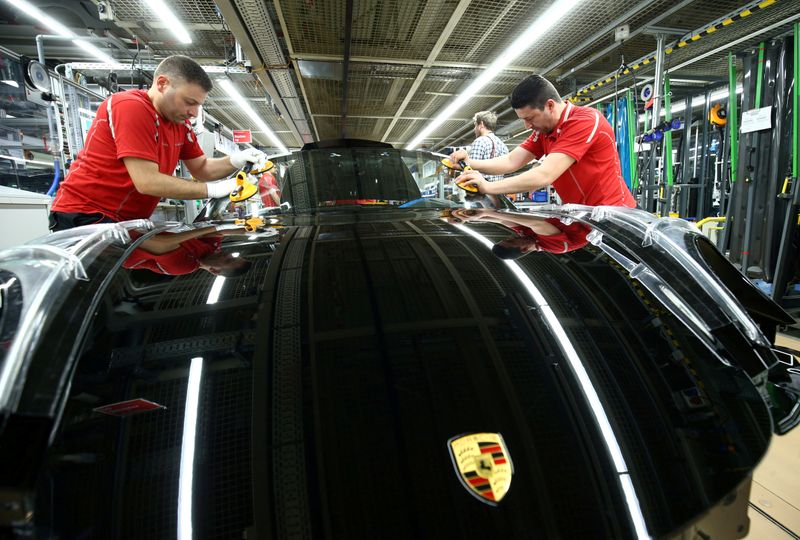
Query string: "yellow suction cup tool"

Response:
xmin=441 ymin=158 xmax=479 ymax=193
xmin=251 ymin=160 xmax=275 ymax=175
xmin=229 ymin=170 xmax=258 ymax=202
xmin=710 ymin=103 xmax=727 ymax=127
xmin=234 ymin=216 xmax=266 ymax=232
xmin=455 ymin=182 xmax=479 ymax=193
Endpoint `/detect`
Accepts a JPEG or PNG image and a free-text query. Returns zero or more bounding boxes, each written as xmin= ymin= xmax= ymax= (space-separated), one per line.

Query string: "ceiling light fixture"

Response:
xmin=218 ymin=78 xmax=289 ymax=155
xmin=406 ymin=0 xmax=582 ymax=150
xmin=4 ymin=0 xmax=116 ymax=64
xmin=143 ymin=0 xmax=192 ymax=44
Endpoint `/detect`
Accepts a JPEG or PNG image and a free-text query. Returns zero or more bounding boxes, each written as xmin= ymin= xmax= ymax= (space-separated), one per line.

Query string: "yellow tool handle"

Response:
xmin=441 ymin=158 xmax=478 ymax=192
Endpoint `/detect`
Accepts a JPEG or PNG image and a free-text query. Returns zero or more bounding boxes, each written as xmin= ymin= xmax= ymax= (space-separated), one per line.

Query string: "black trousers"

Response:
xmin=49 ymin=211 xmax=117 ymax=232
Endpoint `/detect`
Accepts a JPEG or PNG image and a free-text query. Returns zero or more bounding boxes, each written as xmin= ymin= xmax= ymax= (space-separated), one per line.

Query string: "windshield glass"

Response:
xmin=196 ymin=147 xmax=509 ymax=221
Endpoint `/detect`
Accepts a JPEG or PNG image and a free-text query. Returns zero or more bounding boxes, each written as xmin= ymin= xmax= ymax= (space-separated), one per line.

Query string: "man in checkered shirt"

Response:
xmin=466 ymin=111 xmax=508 ymax=181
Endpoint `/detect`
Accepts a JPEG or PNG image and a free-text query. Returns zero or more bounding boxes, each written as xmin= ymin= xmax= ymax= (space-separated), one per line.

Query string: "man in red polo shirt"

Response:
xmin=50 ymin=55 xmax=266 ymax=230
xmin=123 ymin=227 xmax=251 ymax=276
xmin=450 ymin=75 xmax=635 ymax=208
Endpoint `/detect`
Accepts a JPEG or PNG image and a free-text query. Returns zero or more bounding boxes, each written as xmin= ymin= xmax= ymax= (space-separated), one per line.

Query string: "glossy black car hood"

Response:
xmin=32 ymin=209 xmax=772 ymax=539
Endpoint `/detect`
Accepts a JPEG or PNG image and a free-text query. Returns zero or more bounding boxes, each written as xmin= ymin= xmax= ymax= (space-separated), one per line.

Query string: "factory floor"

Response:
xmin=748 ymin=333 xmax=800 ymax=539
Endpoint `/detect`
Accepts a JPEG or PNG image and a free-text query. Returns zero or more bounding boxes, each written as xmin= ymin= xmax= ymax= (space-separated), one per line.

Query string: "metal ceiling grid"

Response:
xmin=579 ymin=0 xmax=799 ymax=102
xmin=573 ymin=0 xmax=796 ymax=92
xmin=303 ymin=78 xmax=345 ymax=115
xmin=435 ymin=0 xmax=549 ymax=65
xmin=346 ymin=116 xmax=391 ymax=139
xmin=275 ymin=0 xmax=347 ymax=56
xmin=312 ymin=116 xmax=341 ymax=140
xmin=347 ymin=77 xmax=417 ymax=117
xmin=109 ymin=0 xmax=221 ymax=24
xmin=348 ymin=0 xmax=463 ymax=61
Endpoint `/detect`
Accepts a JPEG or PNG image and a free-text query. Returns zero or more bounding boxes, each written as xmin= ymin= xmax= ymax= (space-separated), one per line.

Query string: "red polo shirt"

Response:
xmin=123 ymin=236 xmax=221 ymax=275
xmin=519 ymin=102 xmax=636 ymax=207
xmin=52 ymin=89 xmax=204 ymax=221
xmin=511 ymin=218 xmax=589 ymax=254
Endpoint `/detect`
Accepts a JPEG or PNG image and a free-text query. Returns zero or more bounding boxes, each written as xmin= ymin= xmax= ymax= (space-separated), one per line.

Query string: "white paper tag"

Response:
xmin=740 ymin=106 xmax=772 ymax=133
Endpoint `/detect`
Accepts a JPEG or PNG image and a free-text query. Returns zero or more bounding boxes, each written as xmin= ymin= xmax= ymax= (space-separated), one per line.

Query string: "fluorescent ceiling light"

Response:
xmin=60 ymin=63 xmax=240 ymax=74
xmin=178 ymin=356 xmax=204 ymax=540
xmin=4 ymin=0 xmax=115 ymax=64
xmin=206 ymin=275 xmax=226 ymax=304
xmin=72 ymin=39 xmax=115 ymax=65
xmin=218 ymin=78 xmax=289 ymax=155
xmin=406 ymin=0 xmax=582 ymax=150
xmin=144 ymin=0 xmax=192 ymax=44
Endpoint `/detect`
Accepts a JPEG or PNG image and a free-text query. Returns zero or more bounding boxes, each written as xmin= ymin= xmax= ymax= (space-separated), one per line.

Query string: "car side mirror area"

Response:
xmin=763 ymin=347 xmax=800 ymax=434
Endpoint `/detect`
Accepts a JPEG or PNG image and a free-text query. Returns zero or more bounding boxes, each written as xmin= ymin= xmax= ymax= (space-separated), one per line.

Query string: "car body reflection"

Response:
xmin=0 ymin=140 xmax=797 ymax=540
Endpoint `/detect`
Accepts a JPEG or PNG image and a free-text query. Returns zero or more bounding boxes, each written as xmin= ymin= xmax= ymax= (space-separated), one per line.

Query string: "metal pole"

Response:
xmin=741 ymin=43 xmax=765 ymax=273
xmin=771 ymin=23 xmax=800 ymax=300
xmin=699 ymin=90 xmax=711 ymax=218
xmin=719 ymin=52 xmax=739 ymax=250
xmin=647 ymin=35 xmax=667 ymax=212
xmin=663 ymin=74 xmax=674 ymax=216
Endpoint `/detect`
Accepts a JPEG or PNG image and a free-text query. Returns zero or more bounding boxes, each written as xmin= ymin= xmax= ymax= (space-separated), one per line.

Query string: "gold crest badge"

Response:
xmin=448 ymin=432 xmax=513 ymax=505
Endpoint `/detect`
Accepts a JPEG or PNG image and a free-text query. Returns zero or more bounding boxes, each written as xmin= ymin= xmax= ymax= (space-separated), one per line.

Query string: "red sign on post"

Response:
xmin=93 ymin=398 xmax=166 ymax=417
xmin=232 ymin=130 xmax=252 ymax=143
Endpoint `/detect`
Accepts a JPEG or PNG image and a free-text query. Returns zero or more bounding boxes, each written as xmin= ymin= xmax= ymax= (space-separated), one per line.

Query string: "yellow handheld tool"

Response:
xmin=440 ymin=158 xmax=479 ymax=193
xmin=234 ymin=216 xmax=266 ymax=232
xmin=229 ymin=160 xmax=275 ymax=203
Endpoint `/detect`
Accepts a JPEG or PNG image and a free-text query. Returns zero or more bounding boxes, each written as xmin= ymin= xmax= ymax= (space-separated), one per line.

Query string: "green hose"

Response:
xmin=664 ymin=75 xmax=673 ymax=187
xmin=627 ymin=89 xmax=638 ymax=190
xmin=728 ymin=52 xmax=739 ymax=184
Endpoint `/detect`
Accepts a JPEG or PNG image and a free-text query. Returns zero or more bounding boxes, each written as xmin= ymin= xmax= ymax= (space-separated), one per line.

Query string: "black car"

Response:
xmin=0 ymin=140 xmax=797 ymax=539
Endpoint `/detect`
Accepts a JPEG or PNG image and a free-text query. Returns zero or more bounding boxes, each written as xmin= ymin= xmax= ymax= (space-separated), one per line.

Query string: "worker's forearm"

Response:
xmin=482 ymin=169 xmax=552 ymax=195
xmin=139 ymin=228 xmax=216 ymax=254
xmin=190 ymin=157 xmax=238 ymax=181
xmin=136 ymin=172 xmax=210 ymax=199
xmin=468 ymin=156 xmax=514 ymax=175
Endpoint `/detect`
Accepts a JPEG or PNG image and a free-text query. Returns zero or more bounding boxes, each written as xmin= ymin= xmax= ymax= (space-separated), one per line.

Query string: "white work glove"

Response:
xmin=206 ymin=177 xmax=239 ymax=199
xmin=230 ymin=147 xmax=266 ymax=169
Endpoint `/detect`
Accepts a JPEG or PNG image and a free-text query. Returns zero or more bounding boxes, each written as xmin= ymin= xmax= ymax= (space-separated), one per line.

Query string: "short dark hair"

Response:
xmin=510 ymin=75 xmax=562 ymax=110
xmin=154 ymin=55 xmax=213 ymax=92
xmin=217 ymin=257 xmax=252 ymax=278
xmin=491 ymin=240 xmax=525 ymax=260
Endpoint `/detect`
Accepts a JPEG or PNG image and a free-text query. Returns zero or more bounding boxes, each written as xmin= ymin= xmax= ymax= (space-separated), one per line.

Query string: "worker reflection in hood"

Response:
xmin=449 ymin=208 xmax=589 ymax=257
xmin=123 ymin=226 xmax=252 ymax=276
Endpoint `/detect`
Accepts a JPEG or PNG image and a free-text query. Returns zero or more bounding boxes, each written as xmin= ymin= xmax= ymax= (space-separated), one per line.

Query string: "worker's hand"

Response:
xmin=448 ymin=149 xmax=469 ymax=168
xmin=206 ymin=177 xmax=239 ymax=199
xmin=230 ymin=147 xmax=266 ymax=169
xmin=455 ymin=169 xmax=488 ymax=193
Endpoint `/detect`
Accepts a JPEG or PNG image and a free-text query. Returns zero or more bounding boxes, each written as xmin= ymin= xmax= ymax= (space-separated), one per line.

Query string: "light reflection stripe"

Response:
xmin=456 ymin=224 xmax=649 ymax=539
xmin=178 ymin=356 xmax=204 ymax=540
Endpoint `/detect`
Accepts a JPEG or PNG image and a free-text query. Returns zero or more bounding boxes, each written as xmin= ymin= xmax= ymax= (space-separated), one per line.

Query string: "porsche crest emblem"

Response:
xmin=448 ymin=432 xmax=513 ymax=505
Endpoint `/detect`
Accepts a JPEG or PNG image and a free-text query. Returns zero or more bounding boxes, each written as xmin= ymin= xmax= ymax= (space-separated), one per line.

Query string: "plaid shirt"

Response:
xmin=468 ymin=132 xmax=509 ymax=181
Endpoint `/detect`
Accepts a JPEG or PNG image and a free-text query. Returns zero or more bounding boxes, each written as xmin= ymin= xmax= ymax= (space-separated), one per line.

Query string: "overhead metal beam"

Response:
xmin=341 ymin=0 xmax=354 ymax=138
xmin=380 ymin=0 xmax=474 ymax=143
xmin=114 ymin=21 xmax=227 ymax=31
xmin=291 ymin=53 xmax=541 ymax=73
xmin=273 ymin=0 xmax=320 ymax=141
xmin=215 ymin=0 xmax=304 ymax=147
xmin=553 ymin=0 xmax=695 ymax=82
xmin=313 ymin=114 xmax=471 ymax=121
xmin=433 ymin=0 xmax=697 ymax=150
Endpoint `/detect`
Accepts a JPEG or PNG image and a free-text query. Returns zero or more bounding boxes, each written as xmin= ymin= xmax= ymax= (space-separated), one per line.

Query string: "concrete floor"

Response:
xmin=748 ymin=333 xmax=800 ymax=539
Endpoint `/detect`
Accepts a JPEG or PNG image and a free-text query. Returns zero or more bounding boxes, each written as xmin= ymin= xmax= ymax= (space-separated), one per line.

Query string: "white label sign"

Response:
xmin=740 ymin=105 xmax=772 ymax=134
